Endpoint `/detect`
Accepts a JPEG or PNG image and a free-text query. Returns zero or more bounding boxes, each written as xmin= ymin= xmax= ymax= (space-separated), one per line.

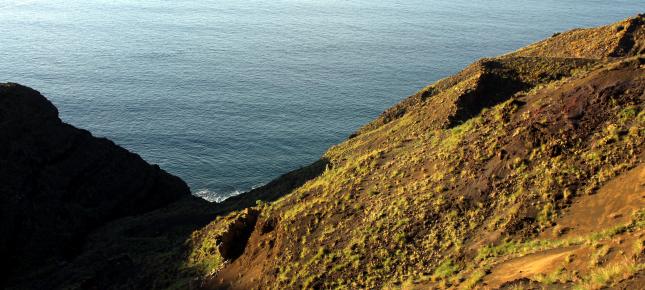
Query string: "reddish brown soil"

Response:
xmin=550 ymin=164 xmax=645 ymax=239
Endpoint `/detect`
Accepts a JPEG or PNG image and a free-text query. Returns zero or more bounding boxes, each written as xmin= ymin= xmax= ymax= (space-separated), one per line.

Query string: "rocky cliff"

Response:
xmin=0 ymin=84 xmax=326 ymax=289
xmin=2 ymin=15 xmax=644 ymax=290
xmin=0 ymin=84 xmax=210 ymax=288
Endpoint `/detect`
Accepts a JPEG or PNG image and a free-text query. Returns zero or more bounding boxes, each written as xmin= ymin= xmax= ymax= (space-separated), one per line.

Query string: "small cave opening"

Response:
xmin=218 ymin=209 xmax=260 ymax=261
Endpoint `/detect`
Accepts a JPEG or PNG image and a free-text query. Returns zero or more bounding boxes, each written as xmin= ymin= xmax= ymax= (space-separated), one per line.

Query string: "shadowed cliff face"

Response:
xmin=0 ymin=84 xmax=327 ymax=289
xmin=0 ymin=84 xmax=191 ymax=287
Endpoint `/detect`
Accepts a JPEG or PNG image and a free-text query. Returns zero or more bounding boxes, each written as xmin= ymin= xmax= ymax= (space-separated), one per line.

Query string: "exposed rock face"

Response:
xmin=0 ymin=84 xmax=191 ymax=287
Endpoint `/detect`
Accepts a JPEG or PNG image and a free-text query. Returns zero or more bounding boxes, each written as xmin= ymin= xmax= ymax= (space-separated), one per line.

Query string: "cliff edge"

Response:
xmin=0 ymin=84 xmax=211 ymax=289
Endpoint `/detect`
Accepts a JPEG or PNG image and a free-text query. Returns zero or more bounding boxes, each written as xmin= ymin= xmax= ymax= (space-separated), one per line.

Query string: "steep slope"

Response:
xmin=0 ymin=84 xmax=329 ymax=289
xmin=0 ymin=84 xmax=213 ymax=289
xmin=482 ymin=165 xmax=644 ymax=289
xmin=188 ymin=15 xmax=645 ymax=289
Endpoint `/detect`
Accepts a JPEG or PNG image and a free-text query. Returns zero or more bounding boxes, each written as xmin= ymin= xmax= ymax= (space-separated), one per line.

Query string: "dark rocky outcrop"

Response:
xmin=0 ymin=83 xmax=326 ymax=289
xmin=0 ymin=83 xmax=192 ymax=288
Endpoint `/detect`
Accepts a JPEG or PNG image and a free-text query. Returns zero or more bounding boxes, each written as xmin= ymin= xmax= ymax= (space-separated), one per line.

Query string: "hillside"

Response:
xmin=192 ymin=15 xmax=645 ymax=289
xmin=1 ymin=15 xmax=643 ymax=290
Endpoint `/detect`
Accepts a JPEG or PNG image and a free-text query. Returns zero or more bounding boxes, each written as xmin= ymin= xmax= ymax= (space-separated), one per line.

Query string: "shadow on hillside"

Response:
xmin=7 ymin=158 xmax=330 ymax=290
xmin=218 ymin=158 xmax=330 ymax=211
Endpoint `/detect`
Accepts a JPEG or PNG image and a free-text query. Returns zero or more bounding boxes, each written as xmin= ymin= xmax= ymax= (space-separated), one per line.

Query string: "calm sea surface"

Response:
xmin=1 ymin=1 xmax=642 ymax=201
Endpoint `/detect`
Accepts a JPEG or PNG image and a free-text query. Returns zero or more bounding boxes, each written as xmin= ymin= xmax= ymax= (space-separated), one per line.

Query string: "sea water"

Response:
xmin=1 ymin=0 xmax=642 ymax=201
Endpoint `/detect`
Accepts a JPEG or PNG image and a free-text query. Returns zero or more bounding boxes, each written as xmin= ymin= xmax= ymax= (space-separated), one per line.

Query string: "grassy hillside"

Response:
xmin=189 ymin=15 xmax=645 ymax=289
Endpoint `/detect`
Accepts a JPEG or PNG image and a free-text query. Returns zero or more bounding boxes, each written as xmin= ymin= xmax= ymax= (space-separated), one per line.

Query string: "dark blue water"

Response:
xmin=1 ymin=1 xmax=642 ymax=201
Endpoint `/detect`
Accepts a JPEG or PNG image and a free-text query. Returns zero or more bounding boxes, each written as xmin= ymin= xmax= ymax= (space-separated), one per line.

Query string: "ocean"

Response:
xmin=1 ymin=0 xmax=642 ymax=202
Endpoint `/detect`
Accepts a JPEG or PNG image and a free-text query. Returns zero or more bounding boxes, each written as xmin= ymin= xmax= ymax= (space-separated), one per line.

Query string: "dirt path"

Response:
xmin=482 ymin=246 xmax=578 ymax=288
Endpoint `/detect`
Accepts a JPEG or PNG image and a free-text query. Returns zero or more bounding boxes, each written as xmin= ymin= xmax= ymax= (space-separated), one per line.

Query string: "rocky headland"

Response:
xmin=1 ymin=15 xmax=644 ymax=289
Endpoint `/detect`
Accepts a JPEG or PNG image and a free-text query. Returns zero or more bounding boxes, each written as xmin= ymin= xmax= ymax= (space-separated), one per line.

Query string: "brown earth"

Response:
xmin=484 ymin=246 xmax=579 ymax=288
xmin=483 ymin=165 xmax=645 ymax=289
xmin=549 ymin=164 xmax=645 ymax=239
